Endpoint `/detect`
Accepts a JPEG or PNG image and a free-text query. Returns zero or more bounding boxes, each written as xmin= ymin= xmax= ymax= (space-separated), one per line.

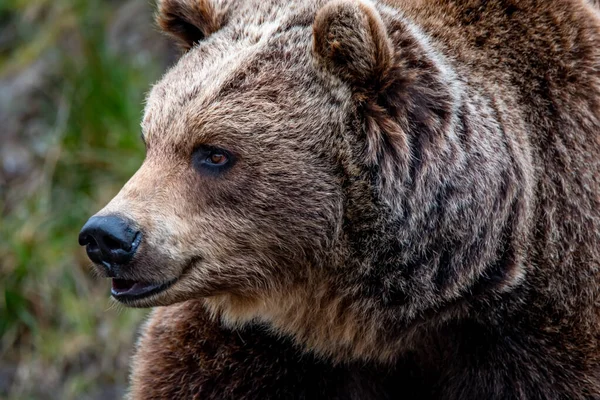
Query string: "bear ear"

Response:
xmin=313 ymin=0 xmax=393 ymax=89
xmin=156 ymin=0 xmax=225 ymax=51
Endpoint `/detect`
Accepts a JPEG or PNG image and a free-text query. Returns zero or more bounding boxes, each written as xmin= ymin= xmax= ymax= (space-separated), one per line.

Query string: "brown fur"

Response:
xmin=156 ymin=0 xmax=228 ymax=50
xmin=82 ymin=0 xmax=600 ymax=398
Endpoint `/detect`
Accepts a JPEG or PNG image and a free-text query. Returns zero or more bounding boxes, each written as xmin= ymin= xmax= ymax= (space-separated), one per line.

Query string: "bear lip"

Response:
xmin=111 ymin=278 xmax=176 ymax=302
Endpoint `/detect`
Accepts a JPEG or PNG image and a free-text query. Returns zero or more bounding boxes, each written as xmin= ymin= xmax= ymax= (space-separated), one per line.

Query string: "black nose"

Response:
xmin=78 ymin=215 xmax=141 ymax=270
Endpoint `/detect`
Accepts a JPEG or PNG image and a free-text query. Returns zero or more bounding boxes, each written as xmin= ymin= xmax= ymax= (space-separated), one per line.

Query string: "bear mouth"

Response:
xmin=111 ymin=278 xmax=176 ymax=302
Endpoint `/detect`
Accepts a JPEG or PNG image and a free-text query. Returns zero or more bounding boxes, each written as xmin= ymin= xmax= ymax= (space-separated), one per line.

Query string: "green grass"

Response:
xmin=0 ymin=0 xmax=165 ymax=397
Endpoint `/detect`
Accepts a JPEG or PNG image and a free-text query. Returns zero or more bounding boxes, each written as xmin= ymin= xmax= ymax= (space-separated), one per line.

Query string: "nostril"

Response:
xmin=78 ymin=232 xmax=98 ymax=247
xmin=84 ymin=236 xmax=99 ymax=251
xmin=103 ymin=234 xmax=131 ymax=252
xmin=78 ymin=234 xmax=90 ymax=246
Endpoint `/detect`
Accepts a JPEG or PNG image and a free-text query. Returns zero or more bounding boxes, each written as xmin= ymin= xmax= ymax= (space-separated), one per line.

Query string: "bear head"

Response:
xmin=79 ymin=0 xmax=531 ymax=362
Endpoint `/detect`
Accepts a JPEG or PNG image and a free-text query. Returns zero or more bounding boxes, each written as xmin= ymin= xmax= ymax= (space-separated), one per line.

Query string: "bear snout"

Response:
xmin=79 ymin=214 xmax=142 ymax=276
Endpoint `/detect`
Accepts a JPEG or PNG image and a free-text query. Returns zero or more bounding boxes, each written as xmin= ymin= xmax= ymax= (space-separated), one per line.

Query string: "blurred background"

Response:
xmin=0 ymin=0 xmax=176 ymax=398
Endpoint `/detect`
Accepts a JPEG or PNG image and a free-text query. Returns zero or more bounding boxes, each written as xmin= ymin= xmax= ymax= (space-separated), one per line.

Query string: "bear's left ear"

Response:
xmin=313 ymin=0 xmax=393 ymax=89
xmin=156 ymin=0 xmax=226 ymax=51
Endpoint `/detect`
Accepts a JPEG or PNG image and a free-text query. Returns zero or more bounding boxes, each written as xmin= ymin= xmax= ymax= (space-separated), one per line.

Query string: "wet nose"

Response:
xmin=78 ymin=215 xmax=141 ymax=268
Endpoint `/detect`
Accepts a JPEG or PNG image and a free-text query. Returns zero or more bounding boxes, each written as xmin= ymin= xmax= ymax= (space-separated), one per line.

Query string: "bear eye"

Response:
xmin=192 ymin=145 xmax=235 ymax=175
xmin=208 ymin=152 xmax=227 ymax=165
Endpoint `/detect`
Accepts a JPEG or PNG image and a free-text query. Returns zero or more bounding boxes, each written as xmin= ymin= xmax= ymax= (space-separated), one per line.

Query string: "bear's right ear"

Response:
xmin=156 ymin=0 xmax=226 ymax=51
xmin=313 ymin=0 xmax=393 ymax=90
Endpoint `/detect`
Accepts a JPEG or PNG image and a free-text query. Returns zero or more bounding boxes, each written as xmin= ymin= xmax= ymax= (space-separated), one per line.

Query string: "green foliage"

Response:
xmin=0 ymin=0 xmax=164 ymax=397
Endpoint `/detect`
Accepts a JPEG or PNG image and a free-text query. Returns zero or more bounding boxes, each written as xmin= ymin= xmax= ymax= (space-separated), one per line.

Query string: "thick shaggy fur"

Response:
xmin=84 ymin=0 xmax=600 ymax=398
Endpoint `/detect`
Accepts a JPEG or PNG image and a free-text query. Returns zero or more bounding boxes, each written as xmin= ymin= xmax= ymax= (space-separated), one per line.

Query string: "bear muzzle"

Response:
xmin=79 ymin=215 xmax=177 ymax=302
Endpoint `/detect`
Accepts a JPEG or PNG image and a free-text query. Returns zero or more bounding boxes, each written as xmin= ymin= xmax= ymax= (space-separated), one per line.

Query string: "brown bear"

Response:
xmin=78 ymin=0 xmax=600 ymax=398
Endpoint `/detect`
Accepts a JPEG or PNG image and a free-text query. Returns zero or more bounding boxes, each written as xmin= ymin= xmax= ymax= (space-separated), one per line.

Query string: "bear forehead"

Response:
xmin=141 ymin=0 xmax=330 ymax=144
